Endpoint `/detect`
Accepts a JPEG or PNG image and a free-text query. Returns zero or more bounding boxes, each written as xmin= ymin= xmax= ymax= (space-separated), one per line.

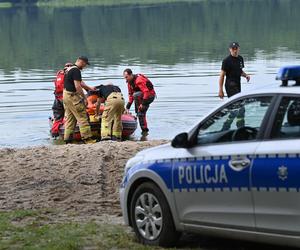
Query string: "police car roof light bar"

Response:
xmin=276 ymin=65 xmax=300 ymax=87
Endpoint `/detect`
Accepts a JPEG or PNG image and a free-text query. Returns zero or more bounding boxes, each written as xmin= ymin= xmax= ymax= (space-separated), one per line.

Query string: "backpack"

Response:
xmin=54 ymin=70 xmax=65 ymax=99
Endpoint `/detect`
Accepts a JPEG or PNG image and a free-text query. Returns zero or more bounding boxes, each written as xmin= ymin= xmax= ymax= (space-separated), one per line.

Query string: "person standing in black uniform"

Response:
xmin=219 ymin=42 xmax=250 ymax=99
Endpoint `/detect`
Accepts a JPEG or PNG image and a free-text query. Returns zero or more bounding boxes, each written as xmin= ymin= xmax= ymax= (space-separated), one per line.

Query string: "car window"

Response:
xmin=197 ymin=96 xmax=273 ymax=145
xmin=271 ymin=96 xmax=300 ymax=139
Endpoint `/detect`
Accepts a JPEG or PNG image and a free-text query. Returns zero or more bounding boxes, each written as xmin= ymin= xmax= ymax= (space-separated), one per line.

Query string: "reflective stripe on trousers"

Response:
xmin=222 ymin=106 xmax=245 ymax=130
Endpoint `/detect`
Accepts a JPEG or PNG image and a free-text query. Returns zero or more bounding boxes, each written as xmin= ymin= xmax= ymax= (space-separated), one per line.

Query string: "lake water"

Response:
xmin=0 ymin=0 xmax=300 ymax=147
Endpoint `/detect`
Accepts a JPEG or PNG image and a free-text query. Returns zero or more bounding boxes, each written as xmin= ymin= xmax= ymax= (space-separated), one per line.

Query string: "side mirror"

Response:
xmin=171 ymin=132 xmax=189 ymax=148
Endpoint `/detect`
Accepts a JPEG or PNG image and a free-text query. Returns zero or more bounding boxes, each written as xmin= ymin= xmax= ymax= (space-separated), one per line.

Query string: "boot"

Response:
xmin=141 ymin=128 xmax=149 ymax=136
xmin=83 ymin=138 xmax=97 ymax=144
xmin=112 ymin=136 xmax=122 ymax=142
xmin=64 ymin=139 xmax=73 ymax=144
xmin=101 ymin=137 xmax=111 ymax=141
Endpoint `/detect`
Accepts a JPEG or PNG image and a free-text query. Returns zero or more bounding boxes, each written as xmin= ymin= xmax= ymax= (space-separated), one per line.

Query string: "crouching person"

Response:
xmin=95 ymin=84 xmax=125 ymax=141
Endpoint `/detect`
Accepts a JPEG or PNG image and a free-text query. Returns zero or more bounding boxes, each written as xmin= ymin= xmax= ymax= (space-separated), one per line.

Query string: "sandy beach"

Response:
xmin=0 ymin=140 xmax=167 ymax=219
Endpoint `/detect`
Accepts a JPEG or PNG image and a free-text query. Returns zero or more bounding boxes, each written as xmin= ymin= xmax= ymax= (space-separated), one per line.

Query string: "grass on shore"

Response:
xmin=0 ymin=209 xmax=163 ymax=250
xmin=36 ymin=0 xmax=203 ymax=8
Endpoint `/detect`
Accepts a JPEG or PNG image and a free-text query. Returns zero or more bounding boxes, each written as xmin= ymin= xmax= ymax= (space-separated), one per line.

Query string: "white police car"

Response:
xmin=120 ymin=66 xmax=300 ymax=247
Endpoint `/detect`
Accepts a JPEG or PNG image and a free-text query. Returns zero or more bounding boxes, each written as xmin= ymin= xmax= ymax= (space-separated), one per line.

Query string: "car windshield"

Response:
xmin=197 ymin=96 xmax=273 ymax=145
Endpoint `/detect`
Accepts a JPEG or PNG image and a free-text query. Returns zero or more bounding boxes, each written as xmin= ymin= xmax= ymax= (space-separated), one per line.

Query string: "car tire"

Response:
xmin=130 ymin=181 xmax=180 ymax=247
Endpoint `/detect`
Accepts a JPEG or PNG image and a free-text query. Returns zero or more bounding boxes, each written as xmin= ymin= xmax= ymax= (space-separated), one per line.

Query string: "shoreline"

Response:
xmin=0 ymin=140 xmax=167 ymax=217
xmin=0 ymin=0 xmax=204 ymax=8
xmin=37 ymin=0 xmax=203 ymax=8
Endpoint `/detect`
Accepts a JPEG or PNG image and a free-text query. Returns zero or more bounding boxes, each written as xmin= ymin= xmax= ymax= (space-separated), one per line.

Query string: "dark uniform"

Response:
xmin=221 ymin=55 xmax=244 ymax=97
xmin=63 ymin=66 xmax=93 ymax=141
xmin=221 ymin=51 xmax=246 ymax=129
xmin=96 ymin=85 xmax=125 ymax=140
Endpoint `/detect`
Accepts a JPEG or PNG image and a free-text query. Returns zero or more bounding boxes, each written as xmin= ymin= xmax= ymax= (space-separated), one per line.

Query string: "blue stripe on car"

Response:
xmin=124 ymin=154 xmax=300 ymax=192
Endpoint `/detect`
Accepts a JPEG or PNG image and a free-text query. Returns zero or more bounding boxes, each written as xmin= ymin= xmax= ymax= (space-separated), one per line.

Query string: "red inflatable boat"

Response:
xmin=50 ymin=94 xmax=137 ymax=140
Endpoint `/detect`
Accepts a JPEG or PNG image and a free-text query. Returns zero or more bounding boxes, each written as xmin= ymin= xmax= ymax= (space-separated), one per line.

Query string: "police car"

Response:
xmin=120 ymin=66 xmax=300 ymax=247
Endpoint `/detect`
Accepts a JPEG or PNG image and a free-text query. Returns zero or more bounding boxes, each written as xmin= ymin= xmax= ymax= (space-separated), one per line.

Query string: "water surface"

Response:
xmin=0 ymin=0 xmax=299 ymax=147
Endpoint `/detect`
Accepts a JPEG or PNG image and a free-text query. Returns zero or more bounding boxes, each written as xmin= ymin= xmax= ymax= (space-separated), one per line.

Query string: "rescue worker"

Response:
xmin=95 ymin=84 xmax=125 ymax=141
xmin=218 ymin=42 xmax=250 ymax=98
xmin=123 ymin=69 xmax=156 ymax=136
xmin=63 ymin=56 xmax=96 ymax=144
xmin=52 ymin=62 xmax=73 ymax=121
xmin=218 ymin=42 xmax=250 ymax=130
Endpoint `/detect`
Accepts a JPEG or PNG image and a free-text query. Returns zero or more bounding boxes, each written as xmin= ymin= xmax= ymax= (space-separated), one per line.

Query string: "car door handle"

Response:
xmin=229 ymin=158 xmax=251 ymax=171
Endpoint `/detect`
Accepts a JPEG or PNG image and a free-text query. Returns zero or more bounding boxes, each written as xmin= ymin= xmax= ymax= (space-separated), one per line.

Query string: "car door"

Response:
xmin=173 ymin=95 xmax=275 ymax=229
xmin=252 ymin=95 xmax=300 ymax=235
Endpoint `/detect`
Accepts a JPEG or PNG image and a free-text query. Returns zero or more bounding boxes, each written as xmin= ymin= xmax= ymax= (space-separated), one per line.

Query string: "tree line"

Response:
xmin=0 ymin=0 xmax=299 ymax=72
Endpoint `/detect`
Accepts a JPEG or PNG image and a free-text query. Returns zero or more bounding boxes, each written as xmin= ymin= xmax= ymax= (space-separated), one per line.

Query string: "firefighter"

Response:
xmin=123 ymin=69 xmax=156 ymax=136
xmin=63 ymin=56 xmax=96 ymax=144
xmin=52 ymin=62 xmax=73 ymax=121
xmin=95 ymin=84 xmax=125 ymax=141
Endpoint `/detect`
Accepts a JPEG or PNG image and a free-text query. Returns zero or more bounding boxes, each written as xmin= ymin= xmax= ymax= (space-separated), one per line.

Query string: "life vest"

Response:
xmin=54 ymin=70 xmax=65 ymax=100
xmin=86 ymin=94 xmax=98 ymax=115
xmin=54 ymin=66 xmax=77 ymax=100
xmin=128 ymin=74 xmax=156 ymax=103
xmin=86 ymin=94 xmax=105 ymax=115
xmin=131 ymin=74 xmax=155 ymax=92
xmin=138 ymin=74 xmax=154 ymax=91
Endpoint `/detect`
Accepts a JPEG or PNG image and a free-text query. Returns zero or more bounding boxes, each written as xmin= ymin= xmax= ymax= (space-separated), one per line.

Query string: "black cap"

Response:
xmin=229 ymin=42 xmax=240 ymax=49
xmin=78 ymin=56 xmax=90 ymax=65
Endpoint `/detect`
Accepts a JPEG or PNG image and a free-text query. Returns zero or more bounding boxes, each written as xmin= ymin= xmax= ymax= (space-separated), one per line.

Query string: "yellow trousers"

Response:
xmin=101 ymin=92 xmax=125 ymax=139
xmin=63 ymin=90 xmax=92 ymax=141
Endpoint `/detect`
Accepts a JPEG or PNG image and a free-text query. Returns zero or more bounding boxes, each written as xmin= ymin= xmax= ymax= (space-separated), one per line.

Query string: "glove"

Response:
xmin=126 ymin=102 xmax=132 ymax=110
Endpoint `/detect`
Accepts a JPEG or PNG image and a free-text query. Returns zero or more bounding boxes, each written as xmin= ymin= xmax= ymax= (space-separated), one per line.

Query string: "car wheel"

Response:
xmin=130 ymin=182 xmax=180 ymax=247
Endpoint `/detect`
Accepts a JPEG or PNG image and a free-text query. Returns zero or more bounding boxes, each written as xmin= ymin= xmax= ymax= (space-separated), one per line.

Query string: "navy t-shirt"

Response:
xmin=221 ymin=55 xmax=244 ymax=84
xmin=95 ymin=85 xmax=121 ymax=99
